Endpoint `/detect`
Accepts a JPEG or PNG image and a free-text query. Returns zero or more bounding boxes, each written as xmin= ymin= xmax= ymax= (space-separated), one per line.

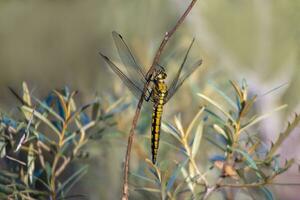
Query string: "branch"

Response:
xmin=202 ymin=171 xmax=286 ymax=200
xmin=121 ymin=1 xmax=198 ymax=199
xmin=147 ymin=0 xmax=198 ymax=79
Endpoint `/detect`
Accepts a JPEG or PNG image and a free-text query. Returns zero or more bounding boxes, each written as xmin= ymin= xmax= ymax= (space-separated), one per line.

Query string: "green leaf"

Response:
xmin=105 ymin=96 xmax=126 ymax=115
xmin=145 ymin=159 xmax=161 ymax=184
xmin=0 ymin=139 xmax=6 ymax=158
xmin=57 ymin=165 xmax=88 ymax=196
xmin=0 ymin=184 xmax=13 ymax=194
xmin=260 ymin=186 xmax=273 ymax=200
xmin=166 ymin=159 xmax=189 ymax=192
xmin=180 ymin=166 xmax=194 ymax=194
xmin=208 ymin=81 xmax=238 ymax=111
xmin=229 ymin=147 xmax=264 ymax=179
xmin=45 ymin=162 xmax=52 ymax=184
xmin=130 ymin=172 xmax=156 ymax=184
xmin=91 ymin=97 xmax=101 ymax=120
xmin=276 ymin=159 xmax=294 ymax=175
xmin=204 ymin=108 xmax=226 ymax=124
xmin=33 ymin=96 xmax=64 ymax=123
xmin=204 ymin=135 xmax=226 ymax=151
xmin=267 ymin=113 xmax=300 ymax=159
xmin=67 ymin=101 xmax=96 ymax=123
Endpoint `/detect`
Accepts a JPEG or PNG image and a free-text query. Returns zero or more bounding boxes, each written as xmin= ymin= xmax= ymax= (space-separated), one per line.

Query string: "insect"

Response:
xmin=100 ymin=31 xmax=202 ymax=164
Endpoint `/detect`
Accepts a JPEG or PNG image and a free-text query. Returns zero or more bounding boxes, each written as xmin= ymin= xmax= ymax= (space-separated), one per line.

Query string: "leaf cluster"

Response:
xmin=0 ymin=82 xmax=127 ymax=200
xmin=131 ymin=79 xmax=300 ymax=200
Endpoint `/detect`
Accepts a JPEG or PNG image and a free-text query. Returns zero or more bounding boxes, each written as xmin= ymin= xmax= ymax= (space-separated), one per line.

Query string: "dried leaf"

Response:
xmin=53 ymin=90 xmax=68 ymax=120
xmin=191 ymin=121 xmax=203 ymax=159
xmin=162 ymin=122 xmax=182 ymax=142
xmin=174 ymin=115 xmax=184 ymax=137
xmin=186 ymin=106 xmax=205 ymax=139
xmin=180 ymin=166 xmax=194 ymax=193
xmin=239 ymin=95 xmax=257 ymax=117
xmin=208 ymin=81 xmax=238 ymax=111
xmin=21 ymin=106 xmax=61 ymax=137
xmin=240 ymin=104 xmax=287 ymax=133
xmin=197 ymin=93 xmax=235 ymax=124
xmin=213 ymin=124 xmax=228 ymax=140
xmin=22 ymin=82 xmax=32 ymax=106
xmin=27 ymin=143 xmax=35 ymax=184
xmin=229 ymin=80 xmax=243 ymax=101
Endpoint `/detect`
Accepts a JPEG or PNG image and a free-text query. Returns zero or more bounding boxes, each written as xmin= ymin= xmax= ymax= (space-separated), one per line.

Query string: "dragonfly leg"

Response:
xmin=144 ymin=88 xmax=153 ymax=101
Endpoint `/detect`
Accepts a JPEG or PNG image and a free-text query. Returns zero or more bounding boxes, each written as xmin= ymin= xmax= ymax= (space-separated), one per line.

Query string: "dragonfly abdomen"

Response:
xmin=151 ymin=101 xmax=164 ymax=164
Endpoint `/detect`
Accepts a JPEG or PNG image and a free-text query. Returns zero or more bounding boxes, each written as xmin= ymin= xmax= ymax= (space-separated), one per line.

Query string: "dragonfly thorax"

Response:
xmin=153 ymin=71 xmax=167 ymax=93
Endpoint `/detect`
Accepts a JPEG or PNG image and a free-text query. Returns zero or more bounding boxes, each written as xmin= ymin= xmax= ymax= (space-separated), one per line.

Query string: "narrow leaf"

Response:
xmin=53 ymin=90 xmax=68 ymax=120
xmin=134 ymin=187 xmax=160 ymax=193
xmin=166 ymin=159 xmax=189 ymax=192
xmin=27 ymin=143 xmax=35 ymax=184
xmin=33 ymin=96 xmax=64 ymax=123
xmin=260 ymin=186 xmax=274 ymax=200
xmin=229 ymin=80 xmax=243 ymax=101
xmin=240 ymin=104 xmax=287 ymax=133
xmin=197 ymin=93 xmax=235 ymax=124
xmin=22 ymin=82 xmax=32 ymax=107
xmin=162 ymin=122 xmax=181 ymax=142
xmin=21 ymin=106 xmax=61 ymax=137
xmin=191 ymin=121 xmax=203 ymax=158
xmin=208 ymin=81 xmax=238 ymax=110
xmin=186 ymin=106 xmax=205 ymax=139
xmin=180 ymin=166 xmax=194 ymax=193
xmin=267 ymin=113 xmax=300 ymax=158
xmin=57 ymin=165 xmax=88 ymax=195
xmin=174 ymin=115 xmax=184 ymax=137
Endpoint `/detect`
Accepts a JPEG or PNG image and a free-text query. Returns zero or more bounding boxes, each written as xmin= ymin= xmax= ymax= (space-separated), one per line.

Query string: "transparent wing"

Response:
xmin=166 ymin=38 xmax=195 ymax=101
xmin=100 ymin=53 xmax=144 ymax=98
xmin=112 ymin=31 xmax=147 ymax=87
xmin=165 ymin=59 xmax=203 ymax=103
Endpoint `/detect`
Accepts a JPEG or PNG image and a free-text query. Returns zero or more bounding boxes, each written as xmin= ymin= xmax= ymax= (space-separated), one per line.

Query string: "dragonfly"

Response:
xmin=99 ymin=31 xmax=202 ymax=164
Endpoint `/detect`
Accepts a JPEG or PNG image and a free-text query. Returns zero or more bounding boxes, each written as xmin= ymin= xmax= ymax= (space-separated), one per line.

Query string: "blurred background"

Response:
xmin=0 ymin=0 xmax=299 ymax=199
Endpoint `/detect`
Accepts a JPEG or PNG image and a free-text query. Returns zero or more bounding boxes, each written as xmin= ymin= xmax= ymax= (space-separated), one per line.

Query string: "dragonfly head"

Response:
xmin=156 ymin=71 xmax=167 ymax=80
xmin=154 ymin=66 xmax=167 ymax=80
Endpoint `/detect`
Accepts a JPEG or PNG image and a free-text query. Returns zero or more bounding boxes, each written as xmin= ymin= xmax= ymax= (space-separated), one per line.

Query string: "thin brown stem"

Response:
xmin=121 ymin=1 xmax=198 ymax=199
xmin=121 ymin=95 xmax=144 ymax=200
xmin=147 ymin=0 xmax=198 ymax=78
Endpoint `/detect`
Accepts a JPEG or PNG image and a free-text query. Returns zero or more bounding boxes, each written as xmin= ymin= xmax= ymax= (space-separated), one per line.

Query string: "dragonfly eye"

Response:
xmin=155 ymin=72 xmax=167 ymax=80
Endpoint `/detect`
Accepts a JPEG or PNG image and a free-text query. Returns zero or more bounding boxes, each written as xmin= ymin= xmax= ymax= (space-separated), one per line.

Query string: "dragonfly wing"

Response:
xmin=167 ymin=38 xmax=195 ymax=101
xmin=112 ymin=31 xmax=147 ymax=87
xmin=165 ymin=59 xmax=203 ymax=103
xmin=100 ymin=53 xmax=144 ymax=98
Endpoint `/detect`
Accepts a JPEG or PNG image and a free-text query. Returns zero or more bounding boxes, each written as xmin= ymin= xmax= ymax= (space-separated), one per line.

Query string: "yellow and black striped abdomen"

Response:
xmin=151 ymin=95 xmax=165 ymax=164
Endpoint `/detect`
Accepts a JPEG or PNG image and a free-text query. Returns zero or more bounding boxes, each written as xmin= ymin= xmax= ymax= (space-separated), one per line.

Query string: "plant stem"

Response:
xmin=121 ymin=1 xmax=198 ymax=199
xmin=50 ymin=122 xmax=67 ymax=200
